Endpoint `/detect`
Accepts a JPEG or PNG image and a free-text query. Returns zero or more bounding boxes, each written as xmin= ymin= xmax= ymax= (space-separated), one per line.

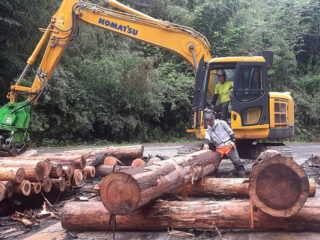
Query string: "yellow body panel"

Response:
xmin=269 ymin=92 xmax=294 ymax=127
xmin=231 ymin=111 xmax=270 ymax=139
xmin=208 ymin=56 xmax=265 ymax=64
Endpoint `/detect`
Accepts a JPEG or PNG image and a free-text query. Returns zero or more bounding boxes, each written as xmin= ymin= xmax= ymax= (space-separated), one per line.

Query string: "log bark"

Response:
xmin=31 ymin=182 xmax=42 ymax=194
xmin=64 ymin=145 xmax=144 ymax=160
xmin=41 ymin=176 xmax=52 ymax=193
xmin=0 ymin=182 xmax=5 ymax=202
xmin=62 ymin=165 xmax=75 ymax=177
xmin=61 ymin=198 xmax=320 ymax=231
xmin=83 ymin=166 xmax=96 ymax=179
xmin=100 ymin=150 xmax=220 ymax=215
xmin=2 ymin=155 xmax=86 ymax=169
xmin=0 ymin=167 xmax=26 ymax=183
xmin=14 ymin=180 xmax=31 ymax=196
xmin=50 ymin=163 xmax=63 ymax=178
xmin=51 ymin=177 xmax=66 ymax=192
xmin=0 ymin=161 xmax=45 ymax=182
xmin=95 ymin=165 xmax=131 ymax=177
xmin=103 ymin=156 xmax=118 ymax=166
xmin=1 ymin=181 xmax=14 ymax=198
xmin=82 ymin=171 xmax=87 ymax=180
xmin=249 ymin=151 xmax=310 ymax=217
xmin=309 ymin=178 xmax=316 ymax=197
xmin=73 ymin=169 xmax=83 ymax=186
xmin=131 ymin=158 xmax=145 ymax=167
xmin=174 ymin=177 xmax=316 ymax=198
xmin=41 ymin=156 xmax=86 ymax=169
xmin=147 ymin=157 xmax=161 ymax=165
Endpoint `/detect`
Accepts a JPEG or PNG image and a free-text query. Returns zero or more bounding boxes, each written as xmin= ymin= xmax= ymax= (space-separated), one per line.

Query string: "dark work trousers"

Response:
xmin=227 ymin=148 xmax=245 ymax=172
xmin=215 ymin=102 xmax=230 ymax=121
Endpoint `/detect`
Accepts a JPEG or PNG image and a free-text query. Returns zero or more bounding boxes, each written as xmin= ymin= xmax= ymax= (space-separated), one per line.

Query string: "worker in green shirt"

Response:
xmin=210 ymin=70 xmax=233 ymax=121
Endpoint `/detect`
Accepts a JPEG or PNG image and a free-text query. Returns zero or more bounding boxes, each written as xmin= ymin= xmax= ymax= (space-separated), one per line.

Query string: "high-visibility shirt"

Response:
xmin=214 ymin=81 xmax=233 ymax=103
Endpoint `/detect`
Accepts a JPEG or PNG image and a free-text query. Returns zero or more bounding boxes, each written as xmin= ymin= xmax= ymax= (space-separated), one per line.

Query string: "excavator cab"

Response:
xmin=191 ymin=50 xmax=294 ymax=147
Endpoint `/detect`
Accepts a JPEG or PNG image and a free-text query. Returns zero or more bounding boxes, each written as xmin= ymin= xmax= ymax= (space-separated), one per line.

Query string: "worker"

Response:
xmin=210 ymin=69 xmax=233 ymax=121
xmin=203 ymin=109 xmax=246 ymax=177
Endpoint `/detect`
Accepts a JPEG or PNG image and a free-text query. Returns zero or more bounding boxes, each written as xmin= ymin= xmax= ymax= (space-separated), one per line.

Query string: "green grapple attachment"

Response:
xmin=0 ymin=101 xmax=32 ymax=156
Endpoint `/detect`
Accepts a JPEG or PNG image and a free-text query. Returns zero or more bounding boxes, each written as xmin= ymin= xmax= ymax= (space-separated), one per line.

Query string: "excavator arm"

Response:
xmin=0 ymin=0 xmax=211 ymax=156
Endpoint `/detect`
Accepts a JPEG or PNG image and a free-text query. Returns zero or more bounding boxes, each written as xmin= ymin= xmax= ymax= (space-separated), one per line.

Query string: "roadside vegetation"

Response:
xmin=1 ymin=0 xmax=319 ymax=146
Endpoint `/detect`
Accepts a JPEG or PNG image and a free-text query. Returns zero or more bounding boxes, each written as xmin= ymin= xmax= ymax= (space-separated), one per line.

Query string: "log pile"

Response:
xmin=61 ymin=148 xmax=319 ymax=232
xmin=0 ymin=145 xmax=144 ymax=202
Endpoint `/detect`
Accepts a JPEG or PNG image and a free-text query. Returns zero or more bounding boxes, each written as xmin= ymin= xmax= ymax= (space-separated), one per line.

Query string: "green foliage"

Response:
xmin=1 ymin=0 xmax=320 ymax=144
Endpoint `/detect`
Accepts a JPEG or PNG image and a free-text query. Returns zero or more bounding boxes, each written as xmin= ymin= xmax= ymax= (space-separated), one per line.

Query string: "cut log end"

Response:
xmin=131 ymin=158 xmax=145 ymax=167
xmin=35 ymin=162 xmax=46 ymax=181
xmin=31 ymin=182 xmax=42 ymax=194
xmin=104 ymin=156 xmax=118 ymax=166
xmin=0 ymin=182 xmax=5 ymax=202
xmin=249 ymin=154 xmax=309 ymax=217
xmin=16 ymin=180 xmax=31 ymax=196
xmin=16 ymin=168 xmax=26 ymax=183
xmin=73 ymin=169 xmax=83 ymax=185
xmin=42 ymin=177 xmax=52 ymax=193
xmin=100 ymin=172 xmax=141 ymax=215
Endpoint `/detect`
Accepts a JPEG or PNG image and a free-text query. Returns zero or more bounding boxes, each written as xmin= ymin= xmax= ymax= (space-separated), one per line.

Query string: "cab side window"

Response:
xmin=235 ymin=66 xmax=263 ymax=102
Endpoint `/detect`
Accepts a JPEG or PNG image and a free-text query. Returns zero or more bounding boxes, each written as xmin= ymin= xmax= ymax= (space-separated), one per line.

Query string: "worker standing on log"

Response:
xmin=203 ymin=109 xmax=245 ymax=177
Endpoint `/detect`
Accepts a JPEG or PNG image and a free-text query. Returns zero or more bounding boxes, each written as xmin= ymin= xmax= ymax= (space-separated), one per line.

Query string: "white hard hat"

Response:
xmin=216 ymin=69 xmax=226 ymax=76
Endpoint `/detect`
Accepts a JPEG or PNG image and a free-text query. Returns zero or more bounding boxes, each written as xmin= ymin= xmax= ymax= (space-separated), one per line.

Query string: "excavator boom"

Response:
xmin=0 ymin=0 xmax=212 ymax=156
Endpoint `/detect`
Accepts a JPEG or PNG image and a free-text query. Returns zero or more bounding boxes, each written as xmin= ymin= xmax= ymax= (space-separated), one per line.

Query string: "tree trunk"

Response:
xmin=309 ymin=178 xmax=316 ymax=197
xmin=14 ymin=180 xmax=31 ymax=196
xmin=83 ymin=166 xmax=95 ymax=179
xmin=64 ymin=145 xmax=144 ymax=161
xmin=0 ymin=167 xmax=26 ymax=183
xmin=50 ymin=163 xmax=63 ymax=178
xmin=30 ymin=182 xmax=42 ymax=194
xmin=62 ymin=165 xmax=75 ymax=177
xmin=43 ymin=156 xmax=86 ymax=169
xmin=103 ymin=156 xmax=118 ymax=166
xmin=51 ymin=177 xmax=66 ymax=192
xmin=249 ymin=151 xmax=310 ymax=217
xmin=174 ymin=177 xmax=316 ymax=198
xmin=0 ymin=161 xmax=45 ymax=181
xmin=95 ymin=165 xmax=131 ymax=177
xmin=73 ymin=169 xmax=83 ymax=186
xmin=61 ymin=198 xmax=320 ymax=231
xmin=100 ymin=150 xmax=220 ymax=215
xmin=0 ymin=182 xmax=5 ymax=202
xmin=41 ymin=176 xmax=52 ymax=193
xmin=131 ymin=158 xmax=145 ymax=167
xmin=1 ymin=181 xmax=14 ymax=198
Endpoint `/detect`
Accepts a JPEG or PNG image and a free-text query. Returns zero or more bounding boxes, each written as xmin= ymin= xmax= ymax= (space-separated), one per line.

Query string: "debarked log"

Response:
xmin=100 ymin=150 xmax=220 ymax=215
xmin=61 ymin=198 xmax=320 ymax=231
xmin=64 ymin=145 xmax=144 ymax=161
xmin=173 ymin=177 xmax=316 ymax=198
xmin=0 ymin=182 xmax=5 ymax=201
xmin=249 ymin=151 xmax=310 ymax=217
xmin=0 ymin=161 xmax=46 ymax=181
xmin=0 ymin=167 xmax=26 ymax=183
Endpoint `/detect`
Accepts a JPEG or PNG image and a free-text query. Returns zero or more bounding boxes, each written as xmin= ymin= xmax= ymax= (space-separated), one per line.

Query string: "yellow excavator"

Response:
xmin=0 ymin=0 xmax=294 ymax=157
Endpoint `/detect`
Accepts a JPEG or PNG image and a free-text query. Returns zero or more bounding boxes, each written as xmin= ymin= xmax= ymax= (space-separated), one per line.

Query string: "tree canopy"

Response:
xmin=1 ymin=0 xmax=319 ymax=144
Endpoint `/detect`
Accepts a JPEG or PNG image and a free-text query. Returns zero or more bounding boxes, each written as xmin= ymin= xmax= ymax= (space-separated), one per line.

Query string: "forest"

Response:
xmin=0 ymin=0 xmax=319 ymax=145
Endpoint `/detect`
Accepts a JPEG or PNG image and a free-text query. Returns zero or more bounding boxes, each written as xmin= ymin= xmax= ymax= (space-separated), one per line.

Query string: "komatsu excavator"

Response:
xmin=0 ymin=0 xmax=294 ymax=158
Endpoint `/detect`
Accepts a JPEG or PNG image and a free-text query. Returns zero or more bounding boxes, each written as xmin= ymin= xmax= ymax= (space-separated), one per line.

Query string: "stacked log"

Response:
xmin=248 ymin=150 xmax=310 ymax=217
xmin=61 ymin=198 xmax=320 ymax=231
xmin=173 ymin=177 xmax=316 ymax=198
xmin=100 ymin=150 xmax=221 ymax=215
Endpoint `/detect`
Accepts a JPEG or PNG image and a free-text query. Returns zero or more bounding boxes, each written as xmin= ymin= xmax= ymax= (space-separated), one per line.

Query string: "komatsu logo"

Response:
xmin=98 ymin=18 xmax=139 ymax=36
